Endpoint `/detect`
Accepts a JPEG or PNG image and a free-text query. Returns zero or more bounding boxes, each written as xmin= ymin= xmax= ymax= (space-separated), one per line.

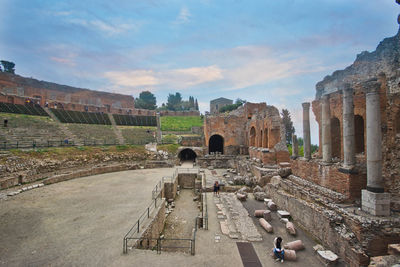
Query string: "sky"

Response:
xmin=1 ymin=0 xmax=399 ymax=144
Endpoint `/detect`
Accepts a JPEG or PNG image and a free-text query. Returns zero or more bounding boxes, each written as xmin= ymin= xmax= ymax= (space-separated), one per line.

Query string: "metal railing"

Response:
xmin=123 ymin=193 xmax=162 ymax=254
xmin=0 ymin=139 xmax=156 ymax=150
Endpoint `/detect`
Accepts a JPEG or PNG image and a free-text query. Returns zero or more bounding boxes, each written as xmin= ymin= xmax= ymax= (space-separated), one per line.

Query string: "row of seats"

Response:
xmin=0 ymin=102 xmax=49 ymax=116
xmin=50 ymin=109 xmax=111 ymax=125
xmin=113 ymin=114 xmax=157 ymax=126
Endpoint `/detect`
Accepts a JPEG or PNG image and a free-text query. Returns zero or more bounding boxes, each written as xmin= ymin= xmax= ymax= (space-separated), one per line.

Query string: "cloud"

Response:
xmin=104 ymin=70 xmax=159 ymax=87
xmin=67 ymin=18 xmax=138 ymax=35
xmin=103 ymin=65 xmax=223 ymax=91
xmin=175 ymin=7 xmax=191 ymax=24
xmin=50 ymin=56 xmax=76 ymax=66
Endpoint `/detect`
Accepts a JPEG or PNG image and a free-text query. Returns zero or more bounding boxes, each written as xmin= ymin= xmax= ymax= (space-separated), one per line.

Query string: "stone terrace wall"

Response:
xmin=0 ymin=72 xmax=135 ymax=114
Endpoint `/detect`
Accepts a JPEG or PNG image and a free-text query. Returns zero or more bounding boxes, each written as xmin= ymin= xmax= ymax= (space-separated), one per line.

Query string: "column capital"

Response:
xmin=302 ymin=102 xmax=310 ymax=109
xmin=364 ymin=79 xmax=381 ymax=95
xmin=321 ymin=94 xmax=330 ymax=101
xmin=342 ymin=83 xmax=354 ymax=94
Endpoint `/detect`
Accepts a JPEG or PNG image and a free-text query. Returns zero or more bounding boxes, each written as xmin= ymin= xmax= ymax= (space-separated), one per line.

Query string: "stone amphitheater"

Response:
xmin=2 ymin=7 xmax=400 ymax=267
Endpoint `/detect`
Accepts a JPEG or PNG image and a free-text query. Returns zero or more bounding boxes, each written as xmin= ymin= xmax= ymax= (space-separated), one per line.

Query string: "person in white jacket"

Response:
xmin=273 ymin=236 xmax=285 ymax=263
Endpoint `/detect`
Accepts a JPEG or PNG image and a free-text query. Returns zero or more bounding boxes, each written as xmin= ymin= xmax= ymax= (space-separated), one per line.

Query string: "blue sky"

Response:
xmin=1 ymin=0 xmax=399 ymax=144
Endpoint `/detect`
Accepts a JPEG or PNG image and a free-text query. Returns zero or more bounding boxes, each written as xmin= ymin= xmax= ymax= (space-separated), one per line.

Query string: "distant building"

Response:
xmin=210 ymin=97 xmax=233 ymax=114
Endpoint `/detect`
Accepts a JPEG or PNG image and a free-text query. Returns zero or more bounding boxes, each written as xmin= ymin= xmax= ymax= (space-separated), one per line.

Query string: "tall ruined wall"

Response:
xmin=312 ymin=28 xmax=400 ymax=201
xmin=0 ymin=72 xmax=135 ymax=113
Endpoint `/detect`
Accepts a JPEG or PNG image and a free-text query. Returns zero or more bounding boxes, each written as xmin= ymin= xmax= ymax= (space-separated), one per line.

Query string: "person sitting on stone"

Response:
xmin=273 ymin=236 xmax=285 ymax=263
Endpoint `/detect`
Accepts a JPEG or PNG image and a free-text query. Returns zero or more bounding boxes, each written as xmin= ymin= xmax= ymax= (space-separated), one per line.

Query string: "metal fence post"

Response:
xmin=147 ymin=207 xmax=150 ymax=218
xmin=137 ymin=219 xmax=140 ymax=233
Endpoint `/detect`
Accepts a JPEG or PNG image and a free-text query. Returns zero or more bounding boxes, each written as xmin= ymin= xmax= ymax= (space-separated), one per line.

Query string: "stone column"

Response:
xmin=342 ymin=85 xmax=355 ymax=167
xmin=156 ymin=113 xmax=162 ymax=143
xmin=302 ymin=102 xmax=311 ymax=160
xmin=321 ymin=95 xmax=332 ymax=163
xmin=361 ymin=80 xmax=390 ymax=216
xmin=292 ymin=134 xmax=298 ymax=158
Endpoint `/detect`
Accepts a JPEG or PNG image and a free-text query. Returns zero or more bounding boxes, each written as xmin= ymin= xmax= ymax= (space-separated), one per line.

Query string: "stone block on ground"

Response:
xmin=253 ymin=185 xmax=263 ymax=192
xmin=313 ymin=244 xmax=324 ymax=252
xmin=267 ymin=201 xmax=277 ymax=211
xmin=284 ymin=240 xmax=305 ymax=251
xmin=220 ymin=220 xmax=229 ymax=235
xmin=263 ymin=210 xmax=272 ymax=221
xmin=237 ymin=186 xmax=249 ymax=196
xmin=284 ymin=249 xmax=297 ymax=261
xmin=270 ymin=176 xmax=282 ymax=186
xmin=259 ymin=218 xmax=273 ymax=233
xmin=236 ymin=193 xmax=247 ymax=201
xmin=279 ymin=162 xmax=291 ymax=168
xmin=277 ymin=210 xmax=291 ymax=219
xmin=280 ymin=218 xmax=289 ymax=224
xmin=254 ymin=210 xmax=266 ymax=217
xmin=264 ymin=198 xmax=272 ymax=205
xmin=286 ymin=222 xmax=296 ymax=235
xmin=317 ymin=250 xmax=338 ymax=266
xmin=254 ymin=192 xmax=268 ymax=201
xmin=278 ymin=167 xmax=292 ymax=178
xmin=388 ymin=244 xmax=400 ymax=255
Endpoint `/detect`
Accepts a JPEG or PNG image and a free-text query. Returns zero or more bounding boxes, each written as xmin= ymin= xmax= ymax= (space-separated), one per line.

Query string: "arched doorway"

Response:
xmin=259 ymin=130 xmax=263 ymax=147
xmin=178 ymin=148 xmax=197 ymax=162
xmin=331 ymin=117 xmax=341 ymax=158
xmin=209 ymin=134 xmax=224 ymax=154
xmin=355 ymin=115 xmax=365 ymax=153
xmin=250 ymin=127 xmax=256 ymax=146
xmin=264 ymin=128 xmax=268 ymax=148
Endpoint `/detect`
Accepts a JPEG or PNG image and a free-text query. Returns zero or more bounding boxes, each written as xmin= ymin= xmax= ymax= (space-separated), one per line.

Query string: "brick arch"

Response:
xmin=355 ymin=115 xmax=365 ymax=153
xmin=263 ymin=128 xmax=268 ymax=148
xmin=250 ymin=127 xmax=256 ymax=146
xmin=331 ymin=116 xmax=341 ymax=158
xmin=259 ymin=129 xmax=263 ymax=147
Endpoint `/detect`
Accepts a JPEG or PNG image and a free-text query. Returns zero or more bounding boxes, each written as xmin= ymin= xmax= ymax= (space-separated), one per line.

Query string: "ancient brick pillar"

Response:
xmin=302 ymin=102 xmax=311 ymax=160
xmin=292 ymin=134 xmax=298 ymax=158
xmin=342 ymin=85 xmax=355 ymax=167
xmin=321 ymin=95 xmax=332 ymax=163
xmin=361 ymin=80 xmax=390 ymax=216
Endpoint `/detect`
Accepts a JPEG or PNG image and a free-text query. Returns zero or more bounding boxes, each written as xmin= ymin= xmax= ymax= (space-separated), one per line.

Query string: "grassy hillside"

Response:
xmin=160 ymin=116 xmax=203 ymax=131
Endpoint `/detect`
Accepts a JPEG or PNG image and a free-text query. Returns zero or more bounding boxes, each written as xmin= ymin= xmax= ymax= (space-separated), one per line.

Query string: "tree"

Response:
xmin=134 ymin=91 xmax=157 ymax=110
xmin=219 ymin=98 xmax=246 ymax=113
xmin=0 ymin=60 xmax=15 ymax=74
xmin=189 ymin=96 xmax=195 ymax=109
xmin=166 ymin=92 xmax=183 ymax=111
xmin=195 ymin=99 xmax=199 ymax=111
xmin=281 ymin=109 xmax=295 ymax=144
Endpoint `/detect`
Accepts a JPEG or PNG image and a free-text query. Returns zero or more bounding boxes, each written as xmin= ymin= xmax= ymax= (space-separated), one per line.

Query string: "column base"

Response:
xmin=362 ymin=190 xmax=391 ymax=216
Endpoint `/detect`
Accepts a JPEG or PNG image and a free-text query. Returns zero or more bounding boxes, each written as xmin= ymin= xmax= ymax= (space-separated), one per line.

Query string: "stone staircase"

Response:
xmin=44 ymin=108 xmax=82 ymax=145
xmin=108 ymin=113 xmax=125 ymax=145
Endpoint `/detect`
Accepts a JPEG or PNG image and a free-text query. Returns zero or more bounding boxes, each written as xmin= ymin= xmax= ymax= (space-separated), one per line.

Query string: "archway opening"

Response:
xmin=178 ymin=148 xmax=197 ymax=162
xmin=209 ymin=134 xmax=224 ymax=154
xmin=355 ymin=115 xmax=365 ymax=153
xmin=331 ymin=117 xmax=341 ymax=158
xmin=264 ymin=128 xmax=268 ymax=148
xmin=259 ymin=130 xmax=263 ymax=147
xmin=250 ymin=127 xmax=256 ymax=146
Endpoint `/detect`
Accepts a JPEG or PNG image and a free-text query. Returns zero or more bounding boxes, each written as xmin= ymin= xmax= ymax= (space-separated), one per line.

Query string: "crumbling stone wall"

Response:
xmin=310 ymin=29 xmax=400 ymax=200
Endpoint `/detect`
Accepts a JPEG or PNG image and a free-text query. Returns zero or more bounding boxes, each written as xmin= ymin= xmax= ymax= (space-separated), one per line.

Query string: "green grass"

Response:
xmin=160 ymin=116 xmax=203 ymax=131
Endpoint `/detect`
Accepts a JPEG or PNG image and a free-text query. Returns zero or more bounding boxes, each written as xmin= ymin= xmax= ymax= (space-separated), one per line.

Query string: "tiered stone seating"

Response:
xmin=50 ymin=109 xmax=111 ymax=125
xmin=113 ymin=114 xmax=157 ymax=126
xmin=0 ymin=113 xmax=68 ymax=148
xmin=66 ymin=124 xmax=118 ymax=144
xmin=120 ymin=126 xmax=156 ymax=144
xmin=0 ymin=102 xmax=48 ymax=116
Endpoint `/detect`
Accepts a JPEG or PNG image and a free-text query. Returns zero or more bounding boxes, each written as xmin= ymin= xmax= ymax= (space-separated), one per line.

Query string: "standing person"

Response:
xmin=273 ymin=236 xmax=285 ymax=263
xmin=213 ymin=181 xmax=220 ymax=196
